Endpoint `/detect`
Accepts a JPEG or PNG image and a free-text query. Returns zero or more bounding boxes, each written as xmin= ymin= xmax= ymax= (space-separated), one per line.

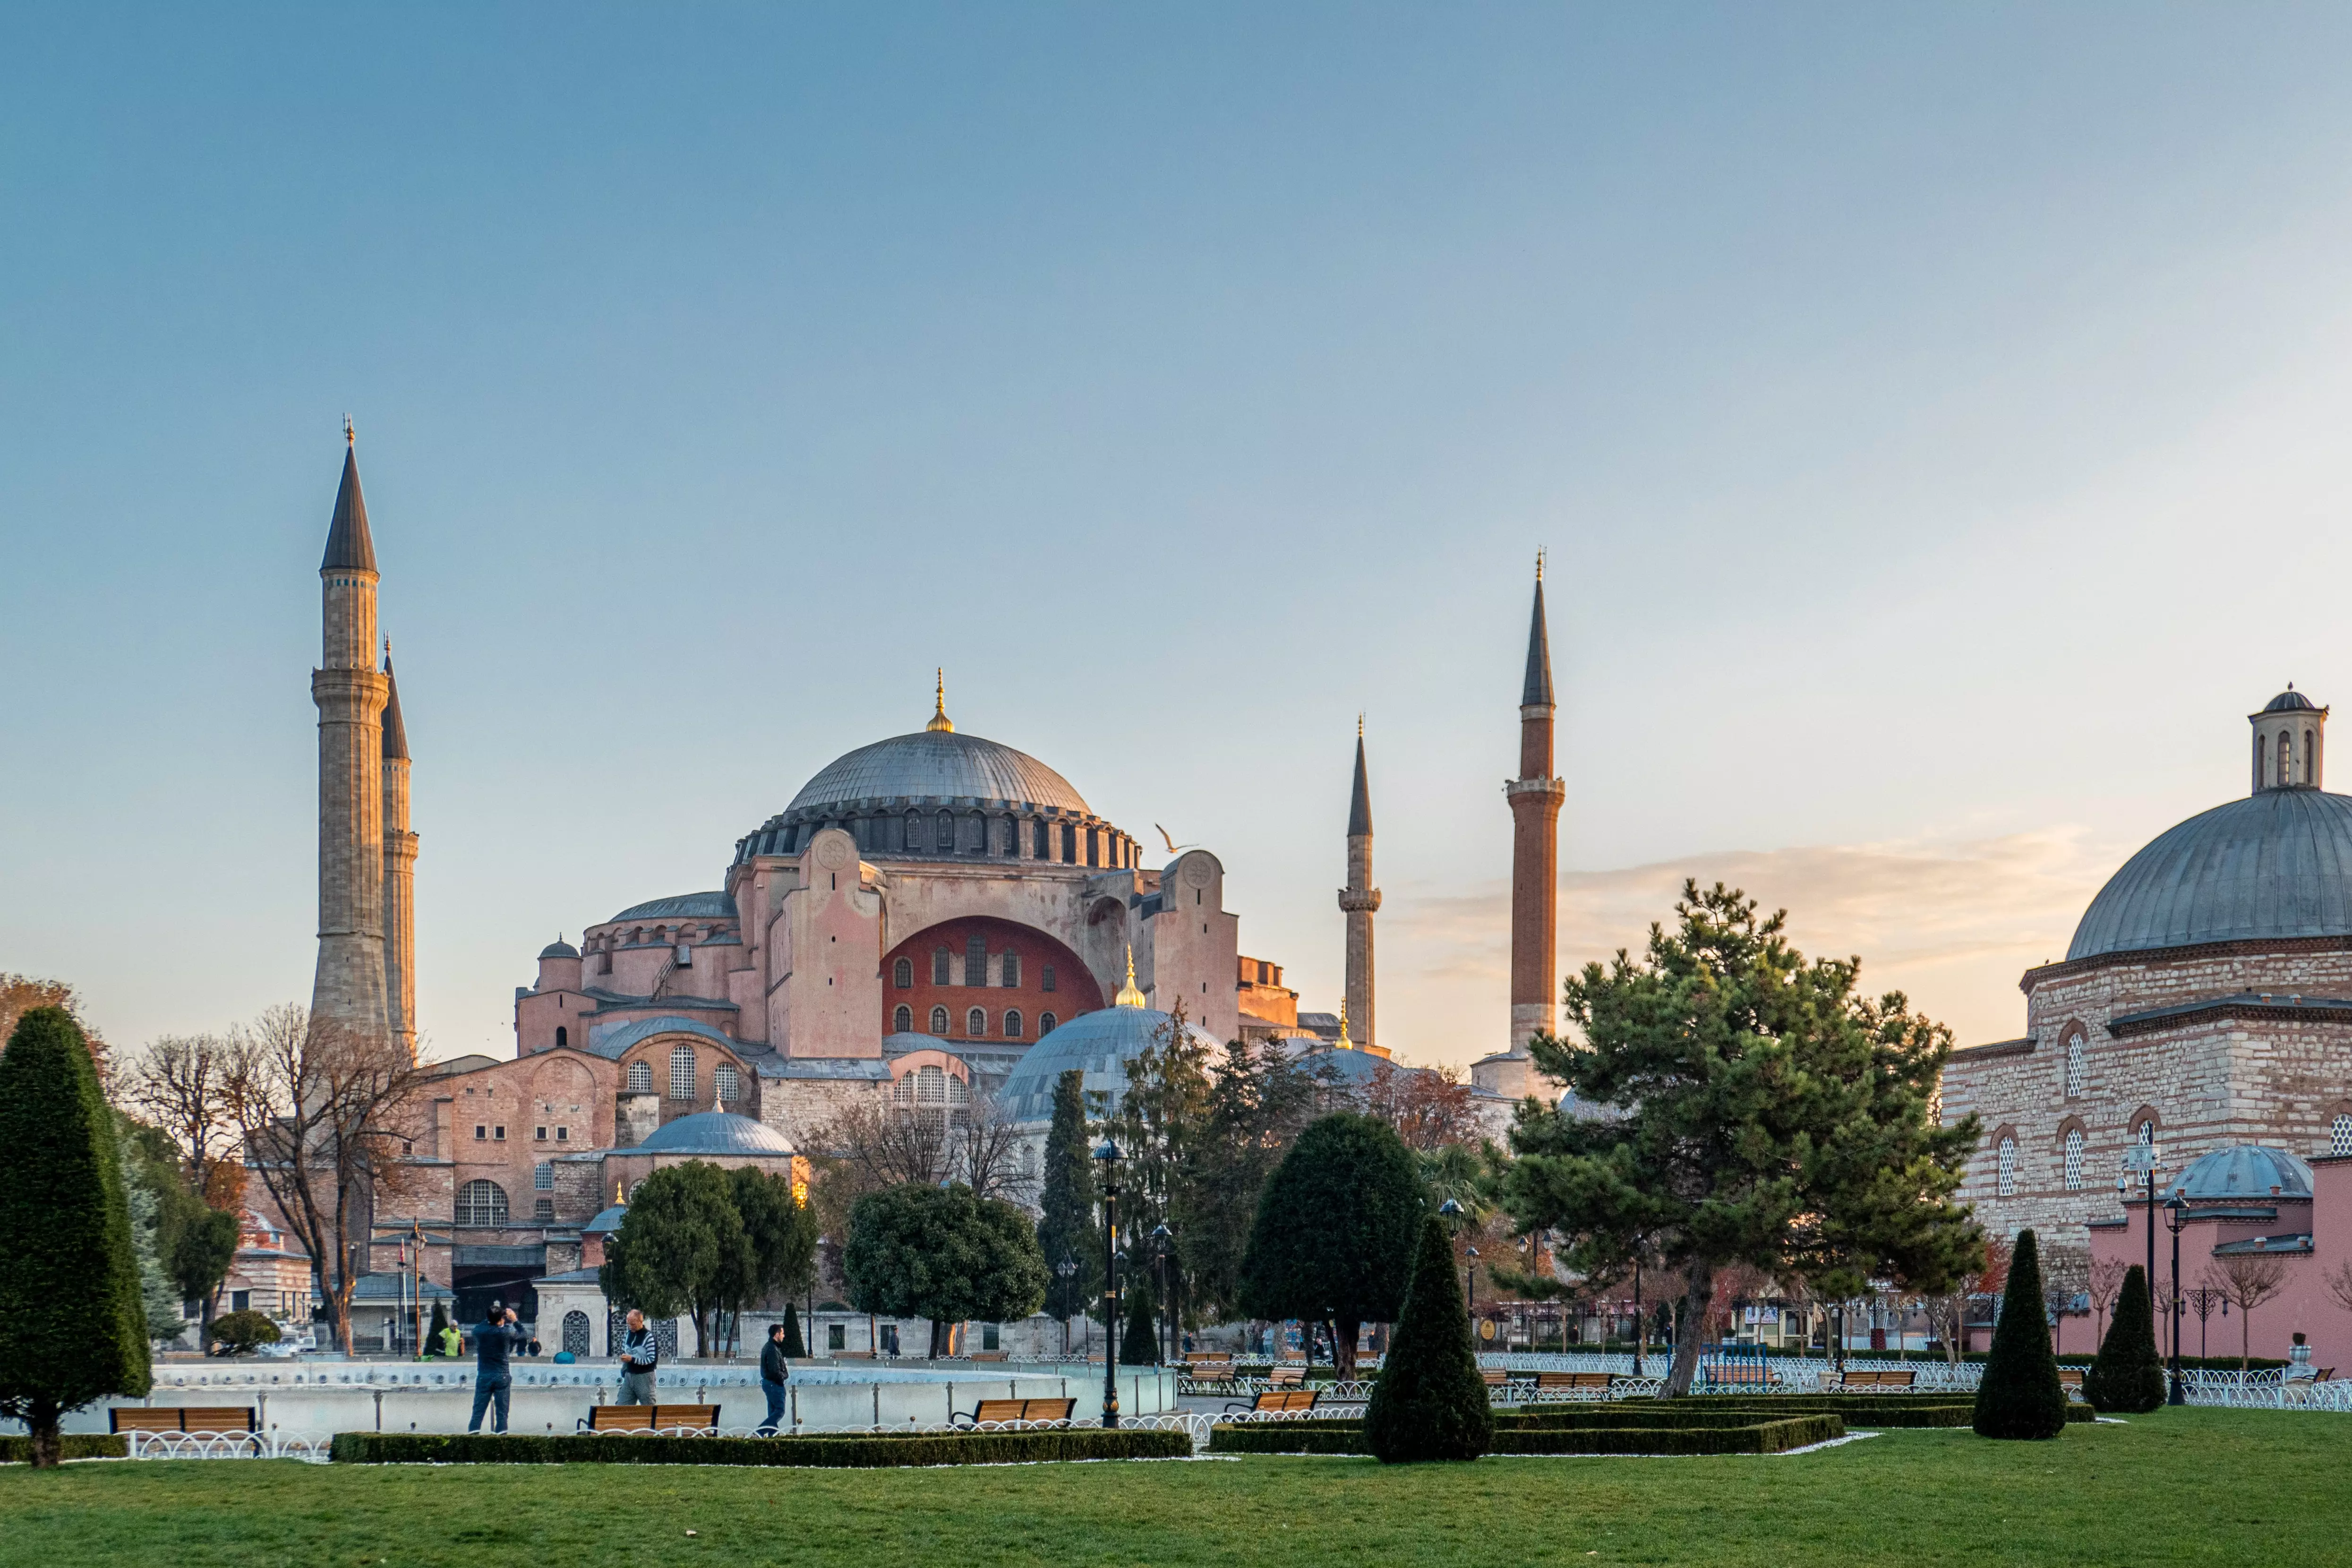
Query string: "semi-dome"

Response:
xmin=2168 ymin=1145 xmax=2313 ymax=1201
xmin=2066 ymin=790 xmax=2352 ymax=961
xmin=633 ymin=1110 xmax=793 ymax=1157
xmin=787 ymin=729 xmax=1091 ymax=817
xmin=610 ymin=891 xmax=736 ymax=923
xmin=999 ymin=1005 xmax=1221 ymax=1123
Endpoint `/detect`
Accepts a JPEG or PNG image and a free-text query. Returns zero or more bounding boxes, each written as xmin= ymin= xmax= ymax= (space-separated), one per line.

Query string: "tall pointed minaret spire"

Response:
xmin=311 ymin=425 xmax=393 ymax=1052
xmin=1338 ymin=717 xmax=1381 ymax=1054
xmin=1504 ymin=553 xmax=1565 ymax=1057
xmin=381 ymin=639 xmax=419 ymax=1062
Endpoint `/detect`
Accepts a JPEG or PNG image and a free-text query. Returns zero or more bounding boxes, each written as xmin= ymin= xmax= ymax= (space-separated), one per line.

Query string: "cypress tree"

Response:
xmin=2083 ymin=1263 xmax=2166 ymax=1414
xmin=427 ymin=1299 xmax=450 ymax=1355
xmin=1035 ymin=1070 xmax=1101 ymax=1332
xmin=781 ymin=1301 xmax=807 ymax=1358
xmin=1364 ymin=1215 xmax=1493 ymax=1463
xmin=0 ymin=1007 xmax=151 ymax=1466
xmin=1973 ymin=1227 xmax=2068 ymax=1440
xmin=1121 ymin=1271 xmax=1159 ymax=1365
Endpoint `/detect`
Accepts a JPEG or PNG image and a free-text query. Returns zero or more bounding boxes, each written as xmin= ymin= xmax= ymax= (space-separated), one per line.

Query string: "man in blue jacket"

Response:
xmin=467 ymin=1302 xmax=530 ymax=1433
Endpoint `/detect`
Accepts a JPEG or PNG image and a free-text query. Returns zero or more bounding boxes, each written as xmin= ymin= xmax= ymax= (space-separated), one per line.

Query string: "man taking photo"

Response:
xmin=466 ymin=1301 xmax=530 ymax=1434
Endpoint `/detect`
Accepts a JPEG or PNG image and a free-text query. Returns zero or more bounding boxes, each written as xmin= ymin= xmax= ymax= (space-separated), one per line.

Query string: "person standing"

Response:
xmin=617 ymin=1308 xmax=659 ymax=1405
xmin=758 ymin=1320 xmax=792 ymax=1436
xmin=466 ymin=1302 xmax=529 ymax=1434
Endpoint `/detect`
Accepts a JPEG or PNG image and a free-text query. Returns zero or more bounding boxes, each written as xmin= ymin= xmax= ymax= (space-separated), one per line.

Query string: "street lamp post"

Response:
xmin=1055 ymin=1255 xmax=1078 ymax=1358
xmin=1092 ymin=1139 xmax=1123 ymax=1427
xmin=1631 ymin=1256 xmax=1645 ymax=1378
xmin=2163 ymin=1193 xmax=2188 ymax=1405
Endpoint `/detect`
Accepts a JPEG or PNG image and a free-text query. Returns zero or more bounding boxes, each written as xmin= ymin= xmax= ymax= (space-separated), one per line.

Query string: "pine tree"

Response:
xmin=1121 ymin=1270 xmax=1159 ymax=1365
xmin=781 ymin=1301 xmax=807 ymax=1358
xmin=0 ymin=1007 xmax=151 ymax=1466
xmin=2083 ymin=1263 xmax=2166 ymax=1414
xmin=1237 ymin=1113 xmax=1424 ymax=1379
xmin=1364 ymin=1215 xmax=1493 ymax=1463
xmin=1035 ymin=1070 xmax=1101 ymax=1333
xmin=1973 ymin=1228 xmax=2068 ymax=1440
xmin=118 ymin=1137 xmax=188 ymax=1344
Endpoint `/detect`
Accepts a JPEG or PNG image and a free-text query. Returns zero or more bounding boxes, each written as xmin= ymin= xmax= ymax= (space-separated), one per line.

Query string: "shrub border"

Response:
xmin=0 ymin=1434 xmax=128 ymax=1463
xmin=1207 ymin=1414 xmax=1842 ymax=1457
xmin=330 ymin=1428 xmax=1190 ymax=1468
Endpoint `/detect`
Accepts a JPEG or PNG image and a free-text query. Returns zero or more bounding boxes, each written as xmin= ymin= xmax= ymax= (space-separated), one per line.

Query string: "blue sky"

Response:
xmin=8 ymin=5 xmax=2352 ymax=1063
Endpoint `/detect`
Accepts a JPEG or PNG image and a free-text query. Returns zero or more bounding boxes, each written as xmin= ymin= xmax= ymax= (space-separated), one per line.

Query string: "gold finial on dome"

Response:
xmin=1115 ymin=944 xmax=1146 ymax=1008
xmin=926 ymin=668 xmax=955 ymax=732
xmin=1338 ymin=999 xmax=1353 ymax=1050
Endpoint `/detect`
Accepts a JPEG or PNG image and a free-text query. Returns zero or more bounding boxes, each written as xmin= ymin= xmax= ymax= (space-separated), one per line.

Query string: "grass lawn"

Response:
xmin=1 ymin=1408 xmax=2340 ymax=1567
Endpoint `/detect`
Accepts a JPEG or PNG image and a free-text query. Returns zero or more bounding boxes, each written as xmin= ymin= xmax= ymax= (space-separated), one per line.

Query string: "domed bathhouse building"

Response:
xmin=1941 ymin=690 xmax=2352 ymax=1253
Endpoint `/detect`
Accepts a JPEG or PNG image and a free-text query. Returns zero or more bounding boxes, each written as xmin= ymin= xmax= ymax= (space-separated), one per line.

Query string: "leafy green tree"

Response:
xmin=1103 ymin=1008 xmax=1214 ymax=1320
xmin=208 ymin=1310 xmax=282 ymax=1355
xmin=717 ymin=1165 xmax=818 ymax=1355
xmin=780 ymin=1301 xmax=806 ymax=1358
xmin=600 ymin=1161 xmax=750 ymax=1357
xmin=1182 ymin=1039 xmax=1329 ymax=1322
xmin=1121 ymin=1270 xmax=1160 ymax=1365
xmin=1364 ymin=1215 xmax=1493 ymax=1463
xmin=2084 ymin=1263 xmax=2166 ymax=1414
xmin=114 ymin=1117 xmax=236 ymax=1336
xmin=1502 ymin=883 xmax=1984 ymax=1396
xmin=0 ymin=1007 xmax=151 ymax=1466
xmin=843 ymin=1182 xmax=1048 ymax=1357
xmin=1238 ymin=1112 xmax=1423 ymax=1379
xmin=165 ymin=1200 xmax=240 ymax=1339
xmin=1035 ymin=1070 xmax=1101 ymax=1332
xmin=1975 ymin=1228 xmax=2069 ymax=1439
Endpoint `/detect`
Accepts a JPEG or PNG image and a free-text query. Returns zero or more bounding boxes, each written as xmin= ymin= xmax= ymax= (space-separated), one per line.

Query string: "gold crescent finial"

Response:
xmin=344 ymin=414 xmax=355 ymax=446
xmin=1338 ymin=999 xmax=1352 ymax=1049
xmin=926 ymin=668 xmax=955 ymax=732
xmin=1115 ymin=944 xmax=1146 ymax=1008
xmin=1535 ymin=547 xmax=1545 ymax=583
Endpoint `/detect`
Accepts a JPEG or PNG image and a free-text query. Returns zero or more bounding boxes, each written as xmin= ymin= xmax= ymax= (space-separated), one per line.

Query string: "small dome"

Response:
xmin=539 ymin=938 xmax=580 ymax=960
xmin=2169 ymin=1145 xmax=2313 ymax=1201
xmin=634 ymin=1110 xmax=793 ymax=1157
xmin=787 ymin=729 xmax=1090 ymax=817
xmin=610 ymin=891 xmax=735 ymax=924
xmin=2264 ymin=687 xmax=2320 ymax=713
xmin=584 ymin=1204 xmax=628 ymax=1234
xmin=998 ymin=1006 xmax=1221 ymax=1123
xmin=2066 ymin=790 xmax=2352 ymax=960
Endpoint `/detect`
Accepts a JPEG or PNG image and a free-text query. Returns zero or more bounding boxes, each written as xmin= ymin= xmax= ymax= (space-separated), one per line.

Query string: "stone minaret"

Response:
xmin=381 ymin=644 xmax=418 ymax=1062
xmin=310 ymin=424 xmax=392 ymax=1048
xmin=1505 ymin=559 xmax=1565 ymax=1052
xmin=1337 ymin=720 xmax=1381 ymax=1053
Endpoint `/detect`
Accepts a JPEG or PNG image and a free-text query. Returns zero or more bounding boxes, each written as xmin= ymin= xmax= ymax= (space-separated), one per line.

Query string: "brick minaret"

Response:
xmin=1337 ymin=720 xmax=1380 ymax=1053
xmin=1505 ymin=562 xmax=1565 ymax=1051
xmin=381 ymin=644 xmax=418 ymax=1062
xmin=310 ymin=423 xmax=392 ymax=1047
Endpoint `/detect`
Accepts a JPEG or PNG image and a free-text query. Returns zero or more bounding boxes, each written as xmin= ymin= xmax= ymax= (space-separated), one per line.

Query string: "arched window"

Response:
xmin=2064 ymin=1031 xmax=2086 ymax=1097
xmin=533 ymin=1162 xmax=554 ymax=1191
xmin=2306 ymin=730 xmax=2316 ymax=784
xmin=894 ymin=1004 xmax=913 ymax=1033
xmin=1001 ymin=951 xmax=1021 ymax=987
xmin=626 ymin=1061 xmax=653 ymax=1094
xmin=1004 ymin=1009 xmax=1023 ymax=1039
xmin=715 ymin=1062 xmax=740 ymax=1104
xmin=892 ymin=1071 xmax=913 ymax=1105
xmin=456 ymin=1179 xmax=509 ymax=1227
xmin=554 ymin=1025 xmax=568 ymax=1049
xmin=967 ymin=1006 xmax=987 ymax=1038
xmin=917 ymin=1065 xmax=947 ymax=1105
xmin=949 ymin=1073 xmax=970 ymax=1107
xmin=966 ymin=935 xmax=988 ymax=986
xmin=670 ymin=1044 xmax=697 ymax=1102
xmin=2277 ymin=732 xmax=2291 ymax=788
xmin=561 ymin=1310 xmax=591 ymax=1358
xmin=1996 ymin=1137 xmax=2018 ymax=1197
xmin=2331 ymin=1113 xmax=2352 ymax=1157
xmin=2062 ymin=1129 xmax=2085 ymax=1191
xmin=1039 ymin=1011 xmax=1056 ymax=1035
xmin=1041 ymin=965 xmax=1057 ymax=994
xmin=932 ymin=949 xmax=952 ymax=985
xmin=894 ymin=957 xmax=914 ymax=989
xmin=1033 ymin=819 xmax=1050 ymax=859
xmin=930 ymin=1006 xmax=949 ymax=1035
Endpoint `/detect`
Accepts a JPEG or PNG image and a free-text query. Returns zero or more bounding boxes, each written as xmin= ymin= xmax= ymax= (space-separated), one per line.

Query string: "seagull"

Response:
xmin=1156 ymin=824 xmax=1197 ymax=855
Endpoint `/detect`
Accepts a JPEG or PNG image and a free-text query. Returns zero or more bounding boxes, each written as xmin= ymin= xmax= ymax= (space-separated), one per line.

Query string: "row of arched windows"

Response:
xmin=897 ymin=948 xmax=1048 ymax=990
xmin=894 ymin=1004 xmax=1055 ymax=1039
xmin=1994 ymin=1114 xmax=2162 ymax=1197
xmin=617 ymin=1046 xmax=742 ymax=1104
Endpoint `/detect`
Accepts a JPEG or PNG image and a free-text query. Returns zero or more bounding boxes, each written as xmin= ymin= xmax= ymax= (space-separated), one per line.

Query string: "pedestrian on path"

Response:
xmin=617 ymin=1309 xmax=659 ymax=1405
xmin=758 ymin=1321 xmax=792 ymax=1435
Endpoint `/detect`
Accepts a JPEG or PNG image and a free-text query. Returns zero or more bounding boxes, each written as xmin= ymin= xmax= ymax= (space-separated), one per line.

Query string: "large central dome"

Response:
xmin=2068 ymin=789 xmax=2352 ymax=961
xmin=787 ymin=729 xmax=1090 ymax=816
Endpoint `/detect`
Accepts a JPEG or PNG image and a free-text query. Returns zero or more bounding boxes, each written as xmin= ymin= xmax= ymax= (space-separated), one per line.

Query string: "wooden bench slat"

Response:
xmin=111 ymin=1406 xmax=258 ymax=1433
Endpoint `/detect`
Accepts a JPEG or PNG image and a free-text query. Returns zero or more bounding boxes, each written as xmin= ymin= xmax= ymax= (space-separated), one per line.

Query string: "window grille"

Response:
xmin=2063 ymin=1129 xmax=2085 ymax=1191
xmin=1004 ymin=1009 xmax=1023 ymax=1039
xmin=933 ymin=949 xmax=952 ymax=985
xmin=894 ymin=958 xmax=914 ymax=989
xmin=534 ymin=1198 xmax=555 ymax=1221
xmin=716 ymin=1062 xmax=739 ymax=1104
xmin=894 ymin=1005 xmax=913 ymax=1033
xmin=1041 ymin=965 xmax=1057 ymax=994
xmin=627 ymin=1061 xmax=653 ymax=1094
xmin=2065 ymin=1032 xmax=2086 ymax=1097
xmin=533 ymin=1162 xmax=554 ymax=1191
xmin=1001 ymin=951 xmax=1020 ymax=987
xmin=930 ymin=1006 xmax=949 ymax=1035
xmin=1039 ymin=1012 xmax=1056 ymax=1035
xmin=2331 ymin=1113 xmax=2352 ymax=1157
xmin=670 ymin=1044 xmax=697 ymax=1102
xmin=918 ymin=1065 xmax=947 ymax=1105
xmin=966 ymin=935 xmax=988 ymax=986
xmin=1996 ymin=1137 xmax=2018 ymax=1197
xmin=456 ymin=1180 xmax=509 ymax=1227
xmin=967 ymin=1007 xmax=987 ymax=1037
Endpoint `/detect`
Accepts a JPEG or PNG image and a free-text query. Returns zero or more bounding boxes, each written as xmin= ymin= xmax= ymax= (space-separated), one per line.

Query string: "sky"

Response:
xmin=8 ymin=4 xmax=2352 ymax=1068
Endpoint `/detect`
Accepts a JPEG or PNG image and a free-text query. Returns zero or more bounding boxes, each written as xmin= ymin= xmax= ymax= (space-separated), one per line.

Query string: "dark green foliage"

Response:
xmin=0 ymin=1007 xmax=150 ymax=1466
xmin=1120 ymin=1271 xmax=1159 ymax=1364
xmin=1690 ymin=1395 xmax=2092 ymax=1427
xmin=2084 ymin=1264 xmax=2167 ymax=1414
xmin=329 ymin=1427 xmax=1189 ymax=1466
xmin=1180 ymin=1039 xmax=1330 ymax=1322
xmin=165 ymin=1203 xmax=239 ymax=1319
xmin=427 ymin=1301 xmax=450 ymax=1351
xmin=843 ymin=1182 xmax=1048 ymax=1357
xmin=1237 ymin=1113 xmax=1423 ymax=1376
xmin=1974 ymin=1229 xmax=2069 ymax=1440
xmin=780 ymin=1302 xmax=806 ymax=1358
xmin=208 ymin=1311 xmax=282 ymax=1355
xmin=1035 ymin=1070 xmax=1101 ymax=1324
xmin=719 ymin=1165 xmax=819 ymax=1354
xmin=600 ymin=1162 xmax=749 ymax=1356
xmin=1208 ymin=1414 xmax=1840 ymax=1456
xmin=0 ymin=1433 xmax=127 ymax=1463
xmin=1364 ymin=1216 xmax=1492 ymax=1463
xmin=1501 ymin=885 xmax=1984 ymax=1397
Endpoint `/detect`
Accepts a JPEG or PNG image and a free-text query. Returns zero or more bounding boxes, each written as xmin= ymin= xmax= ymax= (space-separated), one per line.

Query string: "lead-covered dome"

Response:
xmin=2168 ymin=1145 xmax=2313 ymax=1201
xmin=999 ymin=1006 xmax=1221 ymax=1123
xmin=787 ymin=729 xmax=1090 ymax=817
xmin=2067 ymin=790 xmax=2352 ymax=961
xmin=634 ymin=1110 xmax=793 ymax=1157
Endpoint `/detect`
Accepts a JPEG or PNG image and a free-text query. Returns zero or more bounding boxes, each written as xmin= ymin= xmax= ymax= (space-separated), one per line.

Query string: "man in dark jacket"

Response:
xmin=757 ymin=1320 xmax=793 ymax=1435
xmin=466 ymin=1302 xmax=530 ymax=1433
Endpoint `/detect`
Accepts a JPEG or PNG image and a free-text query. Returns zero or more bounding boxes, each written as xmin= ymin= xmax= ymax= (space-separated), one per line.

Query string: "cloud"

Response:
xmin=1379 ymin=827 xmax=2123 ymax=1068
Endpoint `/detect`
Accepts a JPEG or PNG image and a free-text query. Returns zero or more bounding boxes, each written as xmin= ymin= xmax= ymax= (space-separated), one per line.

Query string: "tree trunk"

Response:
xmin=1661 ymin=1259 xmax=1714 ymax=1397
xmin=27 ymin=1398 xmax=60 ymax=1470
xmin=930 ymin=1318 xmax=951 ymax=1359
xmin=1334 ymin=1319 xmax=1360 ymax=1381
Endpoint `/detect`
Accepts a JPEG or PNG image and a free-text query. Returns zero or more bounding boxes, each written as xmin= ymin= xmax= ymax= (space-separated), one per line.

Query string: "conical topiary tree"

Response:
xmin=1973 ymin=1227 xmax=2068 ymax=1440
xmin=1364 ymin=1215 xmax=1493 ymax=1463
xmin=0 ymin=1007 xmax=152 ymax=1466
xmin=1121 ymin=1272 xmax=1159 ymax=1365
xmin=781 ymin=1301 xmax=807 ymax=1358
xmin=427 ymin=1299 xmax=450 ymax=1354
xmin=2083 ymin=1263 xmax=2165 ymax=1414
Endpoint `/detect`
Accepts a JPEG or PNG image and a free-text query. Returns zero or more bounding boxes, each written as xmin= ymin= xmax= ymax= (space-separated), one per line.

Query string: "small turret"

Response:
xmin=2251 ymin=686 xmax=2326 ymax=793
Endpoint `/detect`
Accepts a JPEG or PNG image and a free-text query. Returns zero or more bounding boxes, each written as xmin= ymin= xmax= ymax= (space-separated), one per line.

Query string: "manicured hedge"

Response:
xmin=330 ymin=1428 xmax=1190 ymax=1468
xmin=1496 ymin=1406 xmax=1837 ymax=1431
xmin=0 ymin=1434 xmax=127 ymax=1463
xmin=1677 ymin=1397 xmax=2094 ymax=1428
xmin=1208 ymin=1414 xmax=1843 ymax=1457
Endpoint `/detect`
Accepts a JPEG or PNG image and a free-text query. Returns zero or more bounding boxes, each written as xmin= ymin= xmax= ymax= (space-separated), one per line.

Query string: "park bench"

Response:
xmin=1265 ymin=1366 xmax=1307 ymax=1388
xmin=1834 ymin=1369 xmax=1917 ymax=1390
xmin=1226 ymin=1388 xmax=1319 ymax=1416
xmin=580 ymin=1404 xmax=720 ymax=1434
xmin=1534 ymin=1371 xmax=1614 ymax=1395
xmin=1480 ymin=1368 xmax=1514 ymax=1387
xmin=966 ymin=1352 xmax=1009 ymax=1362
xmin=954 ymin=1397 xmax=1076 ymax=1429
xmin=110 ymin=1406 xmax=257 ymax=1434
xmin=2056 ymin=1369 xmax=2084 ymax=1396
